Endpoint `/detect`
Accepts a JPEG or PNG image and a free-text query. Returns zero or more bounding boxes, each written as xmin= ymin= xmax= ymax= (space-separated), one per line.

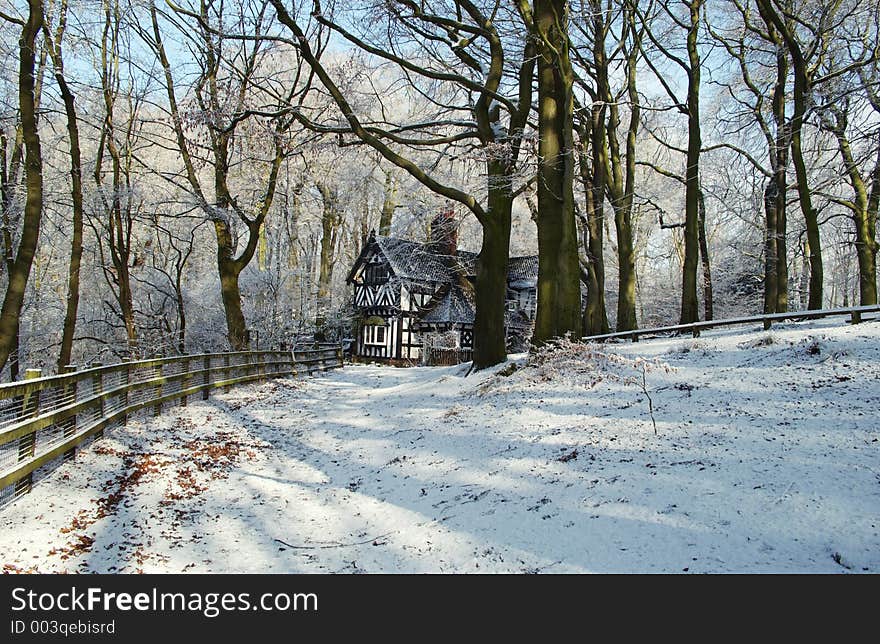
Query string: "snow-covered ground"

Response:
xmin=1 ymin=319 xmax=878 ymax=573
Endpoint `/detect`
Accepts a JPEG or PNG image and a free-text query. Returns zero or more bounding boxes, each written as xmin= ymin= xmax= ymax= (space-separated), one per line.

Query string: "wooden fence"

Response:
xmin=426 ymin=347 xmax=474 ymax=366
xmin=583 ymin=304 xmax=880 ymax=343
xmin=0 ymin=345 xmax=342 ymax=505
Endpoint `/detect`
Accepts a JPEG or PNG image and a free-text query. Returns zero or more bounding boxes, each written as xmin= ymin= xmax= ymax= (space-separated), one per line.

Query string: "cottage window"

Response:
xmin=364 ymin=324 xmax=387 ymax=345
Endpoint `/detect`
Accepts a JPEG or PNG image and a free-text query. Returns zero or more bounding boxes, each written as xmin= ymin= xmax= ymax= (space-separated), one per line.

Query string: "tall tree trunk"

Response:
xmin=45 ymin=1 xmax=84 ymax=370
xmin=757 ymin=0 xmax=822 ymax=309
xmin=679 ymin=0 xmax=702 ymax=325
xmin=612 ymin=1 xmax=640 ymax=332
xmin=771 ymin=33 xmax=789 ymax=313
xmin=532 ymin=0 xmax=583 ymax=344
xmin=175 ymin=271 xmax=186 ymax=354
xmin=286 ymin=189 xmax=301 ymax=270
xmin=697 ymin=187 xmax=713 ymax=320
xmin=865 ymin=145 xmax=880 ymax=305
xmin=473 ymin=178 xmax=511 ymax=368
xmin=96 ymin=1 xmax=137 ymax=356
xmin=0 ymin=128 xmax=24 ymax=381
xmin=592 ymin=0 xmax=639 ymax=332
xmin=0 ymin=0 xmax=44 ymax=375
xmin=845 ymin=137 xmax=876 ymax=307
xmin=792 ymin=131 xmax=822 ymax=309
xmin=315 ymin=181 xmax=341 ymax=332
xmin=763 ymin=176 xmax=779 ymax=316
xmin=775 ymin=175 xmax=788 ymax=311
xmin=576 ymin=119 xmax=609 ymax=335
xmin=821 ymin=112 xmax=878 ymax=306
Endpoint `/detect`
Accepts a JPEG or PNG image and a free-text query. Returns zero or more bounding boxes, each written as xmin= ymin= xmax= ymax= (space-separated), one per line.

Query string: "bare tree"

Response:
xmin=91 ymin=0 xmax=143 ymax=354
xmin=571 ymin=0 xmax=644 ymax=332
xmin=43 ymin=0 xmax=85 ymax=369
xmin=638 ymin=0 xmax=705 ymax=324
xmin=314 ymin=179 xmax=341 ymax=333
xmin=141 ymin=0 xmax=299 ymax=349
xmin=0 ymin=0 xmax=45 ymax=375
xmin=816 ymin=84 xmax=879 ymax=306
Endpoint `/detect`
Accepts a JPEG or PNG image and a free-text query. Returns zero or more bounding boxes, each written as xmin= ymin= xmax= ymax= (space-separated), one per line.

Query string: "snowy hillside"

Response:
xmin=1 ymin=319 xmax=878 ymax=573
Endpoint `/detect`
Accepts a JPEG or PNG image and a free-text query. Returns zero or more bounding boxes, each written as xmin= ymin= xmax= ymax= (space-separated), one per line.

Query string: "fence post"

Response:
xmin=14 ymin=369 xmax=42 ymax=496
xmin=851 ymin=309 xmax=862 ymax=325
xmin=61 ymin=365 xmax=78 ymax=461
xmin=154 ymin=360 xmax=163 ymax=416
xmin=181 ymin=357 xmax=191 ymax=407
xmin=90 ymin=362 xmax=104 ymax=439
xmin=121 ymin=361 xmax=130 ymax=425
xmin=224 ymin=353 xmax=231 ymax=392
xmin=202 ymin=355 xmax=211 ymax=400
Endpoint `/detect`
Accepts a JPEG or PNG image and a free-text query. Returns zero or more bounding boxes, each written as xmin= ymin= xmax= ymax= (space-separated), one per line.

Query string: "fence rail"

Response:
xmin=583 ymin=304 xmax=880 ymax=344
xmin=0 ymin=346 xmax=343 ymax=504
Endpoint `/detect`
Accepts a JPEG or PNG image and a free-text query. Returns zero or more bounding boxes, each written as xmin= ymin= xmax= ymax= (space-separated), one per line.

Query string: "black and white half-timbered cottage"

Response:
xmin=346 ymin=212 xmax=539 ymax=364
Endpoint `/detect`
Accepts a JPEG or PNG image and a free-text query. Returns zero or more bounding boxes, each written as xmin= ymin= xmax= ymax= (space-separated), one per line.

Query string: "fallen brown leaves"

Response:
xmin=3 ymin=563 xmax=41 ymax=574
xmin=46 ymin=417 xmax=267 ymax=569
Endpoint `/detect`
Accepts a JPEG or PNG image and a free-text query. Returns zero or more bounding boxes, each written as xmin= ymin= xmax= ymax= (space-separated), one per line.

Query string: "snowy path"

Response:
xmin=1 ymin=320 xmax=878 ymax=573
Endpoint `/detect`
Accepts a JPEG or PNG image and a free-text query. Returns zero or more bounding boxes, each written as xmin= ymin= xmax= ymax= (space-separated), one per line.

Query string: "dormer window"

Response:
xmin=365 ymin=264 xmax=389 ymax=283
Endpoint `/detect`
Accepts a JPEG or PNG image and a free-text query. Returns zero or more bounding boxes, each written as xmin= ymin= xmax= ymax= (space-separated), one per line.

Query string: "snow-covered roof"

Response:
xmin=375 ymin=236 xmax=478 ymax=283
xmin=418 ymin=284 xmax=476 ymax=326
xmin=507 ymin=256 xmax=538 ymax=284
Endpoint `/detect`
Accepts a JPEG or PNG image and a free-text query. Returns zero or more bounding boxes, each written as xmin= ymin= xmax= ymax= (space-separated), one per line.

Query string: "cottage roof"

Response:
xmin=375 ymin=236 xmax=479 ymax=283
xmin=418 ymin=283 xmax=476 ymax=325
xmin=507 ymin=255 xmax=539 ymax=284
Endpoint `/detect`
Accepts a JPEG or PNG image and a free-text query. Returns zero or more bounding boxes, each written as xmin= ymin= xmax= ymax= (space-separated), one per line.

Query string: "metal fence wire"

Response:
xmin=0 ymin=346 xmax=343 ymax=506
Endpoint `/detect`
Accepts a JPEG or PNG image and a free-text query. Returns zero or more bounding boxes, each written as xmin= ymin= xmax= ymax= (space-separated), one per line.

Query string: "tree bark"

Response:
xmin=679 ymin=0 xmax=702 ymax=325
xmin=697 ymin=187 xmax=713 ymax=320
xmin=763 ymin=175 xmax=779 ymax=316
xmin=315 ymin=181 xmax=341 ymax=332
xmin=865 ymin=145 xmax=880 ymax=305
xmin=0 ymin=0 xmax=44 ymax=375
xmin=474 ymin=186 xmax=511 ymax=368
xmin=532 ymin=0 xmax=583 ymax=344
xmin=576 ymin=118 xmax=609 ymax=336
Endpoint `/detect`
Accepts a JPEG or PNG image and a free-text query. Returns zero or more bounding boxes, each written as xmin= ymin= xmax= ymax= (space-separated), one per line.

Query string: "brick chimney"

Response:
xmin=430 ymin=207 xmax=458 ymax=259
